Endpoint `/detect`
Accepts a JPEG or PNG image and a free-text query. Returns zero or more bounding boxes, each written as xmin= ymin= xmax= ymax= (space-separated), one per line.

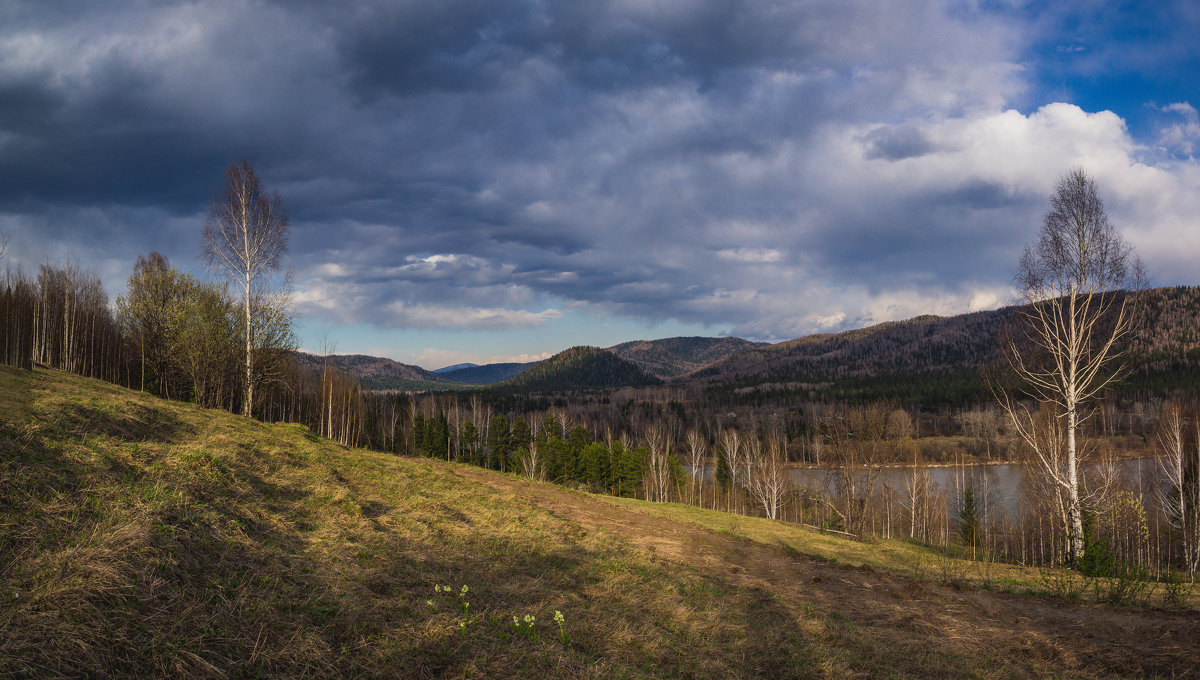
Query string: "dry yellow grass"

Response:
xmin=1 ymin=365 xmax=1197 ymax=679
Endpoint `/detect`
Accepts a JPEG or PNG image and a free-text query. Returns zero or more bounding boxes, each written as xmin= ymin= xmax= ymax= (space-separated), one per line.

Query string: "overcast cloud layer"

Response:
xmin=2 ymin=1 xmax=1198 ymax=365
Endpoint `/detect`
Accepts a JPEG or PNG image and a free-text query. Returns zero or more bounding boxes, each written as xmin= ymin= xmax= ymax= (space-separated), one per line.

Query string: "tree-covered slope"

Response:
xmin=439 ymin=361 xmax=540 ymax=385
xmin=492 ymin=346 xmax=662 ymax=392
xmin=293 ymin=352 xmax=450 ymax=390
xmin=608 ymin=336 xmax=765 ymax=378
xmin=688 ymin=286 xmax=1200 ymax=406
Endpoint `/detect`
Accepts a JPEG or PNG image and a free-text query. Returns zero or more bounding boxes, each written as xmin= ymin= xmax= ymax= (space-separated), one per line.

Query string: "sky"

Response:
xmin=1 ymin=0 xmax=1198 ymax=369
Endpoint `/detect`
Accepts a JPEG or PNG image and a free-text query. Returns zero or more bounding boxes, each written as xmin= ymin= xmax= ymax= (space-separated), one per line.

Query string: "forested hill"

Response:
xmin=437 ymin=361 xmax=540 ymax=385
xmin=608 ymin=336 xmax=766 ymax=378
xmin=1126 ymin=285 xmax=1200 ymax=393
xmin=293 ymin=287 xmax=1200 ymax=399
xmin=491 ymin=346 xmax=662 ymax=392
xmin=686 ymin=286 xmax=1200 ymax=406
xmin=293 ymin=352 xmax=449 ymax=390
xmin=686 ymin=310 xmax=1013 ymax=405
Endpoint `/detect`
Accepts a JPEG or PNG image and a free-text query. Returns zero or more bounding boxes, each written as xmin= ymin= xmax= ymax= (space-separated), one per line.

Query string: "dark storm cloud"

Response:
xmin=3 ymin=1 xmax=1196 ymax=338
xmin=863 ymin=126 xmax=938 ymax=161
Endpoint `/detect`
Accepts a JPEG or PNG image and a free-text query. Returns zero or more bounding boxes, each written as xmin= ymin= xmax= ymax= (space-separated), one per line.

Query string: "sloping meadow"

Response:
xmin=4 ymin=366 xmax=1196 ymax=679
xmin=0 ymin=367 xmax=815 ymax=678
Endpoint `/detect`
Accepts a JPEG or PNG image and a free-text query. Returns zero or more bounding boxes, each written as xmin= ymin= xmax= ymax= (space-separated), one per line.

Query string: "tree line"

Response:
xmin=1 ymin=162 xmax=306 ymax=420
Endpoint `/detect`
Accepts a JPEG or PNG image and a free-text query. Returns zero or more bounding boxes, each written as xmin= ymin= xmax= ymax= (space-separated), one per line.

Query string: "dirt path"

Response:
xmin=457 ymin=467 xmax=1200 ymax=678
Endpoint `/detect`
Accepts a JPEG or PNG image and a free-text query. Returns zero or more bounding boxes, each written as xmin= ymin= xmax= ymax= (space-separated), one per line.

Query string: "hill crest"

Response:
xmin=608 ymin=335 xmax=766 ymax=378
xmin=492 ymin=346 xmax=662 ymax=392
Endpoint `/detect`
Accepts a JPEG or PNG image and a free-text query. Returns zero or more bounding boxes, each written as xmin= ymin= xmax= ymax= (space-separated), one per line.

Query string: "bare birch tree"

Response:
xmin=1157 ymin=402 xmax=1200 ymax=575
xmin=684 ymin=427 xmax=707 ymax=507
xmin=1000 ymin=167 xmax=1143 ymax=564
xmin=747 ymin=435 xmax=790 ymax=520
xmin=719 ymin=428 xmax=745 ymax=511
xmin=645 ymin=424 xmax=673 ymax=503
xmin=808 ymin=432 xmax=823 ymax=466
xmin=518 ymin=441 xmax=543 ymax=481
xmin=822 ymin=404 xmax=889 ymax=536
xmin=203 ymin=160 xmax=290 ymax=417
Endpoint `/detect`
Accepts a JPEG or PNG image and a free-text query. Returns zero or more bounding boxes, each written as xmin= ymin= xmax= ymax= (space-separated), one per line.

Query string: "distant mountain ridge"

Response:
xmin=296 ymin=287 xmax=1200 ymax=401
xmin=491 ymin=346 xmax=662 ymax=392
xmin=433 ymin=363 xmax=478 ymax=374
xmin=686 ymin=286 xmax=1200 ymax=405
xmin=608 ymin=336 xmax=766 ymax=378
xmin=293 ymin=353 xmax=448 ymax=390
xmin=438 ymin=362 xmax=540 ymax=385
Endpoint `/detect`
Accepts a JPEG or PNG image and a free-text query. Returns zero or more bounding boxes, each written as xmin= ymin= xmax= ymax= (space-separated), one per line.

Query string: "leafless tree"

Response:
xmin=719 ymin=428 xmax=745 ymax=511
xmin=822 ymin=404 xmax=890 ymax=536
xmin=518 ymin=441 xmax=543 ymax=481
xmin=2 ymin=267 xmax=37 ymax=370
xmin=0 ymin=231 xmax=8 ymax=261
xmin=645 ymin=424 xmax=673 ymax=503
xmin=319 ymin=335 xmax=337 ymax=439
xmin=999 ymin=167 xmax=1144 ymax=564
xmin=807 ymin=432 xmax=823 ymax=466
xmin=904 ymin=457 xmax=931 ymax=541
xmin=1157 ymin=402 xmax=1200 ymax=575
xmin=747 ymin=435 xmax=790 ymax=520
xmin=684 ymin=427 xmax=707 ymax=507
xmin=886 ymin=408 xmax=914 ymax=441
xmin=203 ymin=160 xmax=291 ymax=417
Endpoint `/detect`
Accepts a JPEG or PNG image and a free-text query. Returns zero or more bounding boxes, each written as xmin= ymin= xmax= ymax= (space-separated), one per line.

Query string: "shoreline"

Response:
xmin=691 ymin=452 xmax=1167 ymax=472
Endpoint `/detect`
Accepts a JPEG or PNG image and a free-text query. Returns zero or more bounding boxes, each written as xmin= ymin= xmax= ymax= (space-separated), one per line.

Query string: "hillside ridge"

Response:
xmin=687 ymin=285 xmax=1200 ymax=404
xmin=607 ymin=336 xmax=766 ymax=378
xmin=492 ymin=346 xmax=662 ymax=392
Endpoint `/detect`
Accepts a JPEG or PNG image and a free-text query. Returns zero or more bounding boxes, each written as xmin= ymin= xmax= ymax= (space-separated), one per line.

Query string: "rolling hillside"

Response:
xmin=687 ymin=310 xmax=1012 ymax=404
xmin=438 ymin=361 xmax=540 ymax=385
xmin=491 ymin=346 xmax=662 ymax=392
xmin=294 ymin=352 xmax=450 ymax=390
xmin=2 ymin=366 xmax=1197 ymax=678
xmin=432 ymin=363 xmax=478 ymax=374
xmin=608 ymin=336 xmax=765 ymax=378
xmin=295 ymin=287 xmax=1200 ymax=400
xmin=687 ymin=286 xmax=1200 ymax=405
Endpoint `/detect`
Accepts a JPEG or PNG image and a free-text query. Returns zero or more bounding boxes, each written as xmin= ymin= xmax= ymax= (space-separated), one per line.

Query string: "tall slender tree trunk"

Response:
xmin=1066 ymin=405 xmax=1084 ymax=562
xmin=243 ymin=279 xmax=252 ymax=416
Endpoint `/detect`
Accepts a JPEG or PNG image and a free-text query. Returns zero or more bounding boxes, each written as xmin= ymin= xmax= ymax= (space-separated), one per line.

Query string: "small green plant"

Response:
xmin=935 ymin=549 xmax=967 ymax=586
xmin=1159 ymin=570 xmax=1193 ymax=609
xmin=1038 ymin=565 xmax=1085 ymax=600
xmin=458 ymin=585 xmax=470 ymax=616
xmin=976 ymin=549 xmax=996 ymax=589
xmin=553 ymin=610 xmax=568 ymax=645
xmin=431 ymin=584 xmax=474 ymax=633
xmin=1095 ymin=562 xmax=1150 ymax=606
xmin=512 ymin=614 xmax=538 ymax=641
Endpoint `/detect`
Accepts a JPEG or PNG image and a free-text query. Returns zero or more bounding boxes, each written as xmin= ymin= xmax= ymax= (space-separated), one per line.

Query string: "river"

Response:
xmin=690 ymin=457 xmax=1164 ymax=515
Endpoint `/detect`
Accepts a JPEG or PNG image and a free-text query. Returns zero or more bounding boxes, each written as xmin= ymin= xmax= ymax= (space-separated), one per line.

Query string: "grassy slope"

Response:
xmin=1 ymin=366 xmax=1196 ymax=678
